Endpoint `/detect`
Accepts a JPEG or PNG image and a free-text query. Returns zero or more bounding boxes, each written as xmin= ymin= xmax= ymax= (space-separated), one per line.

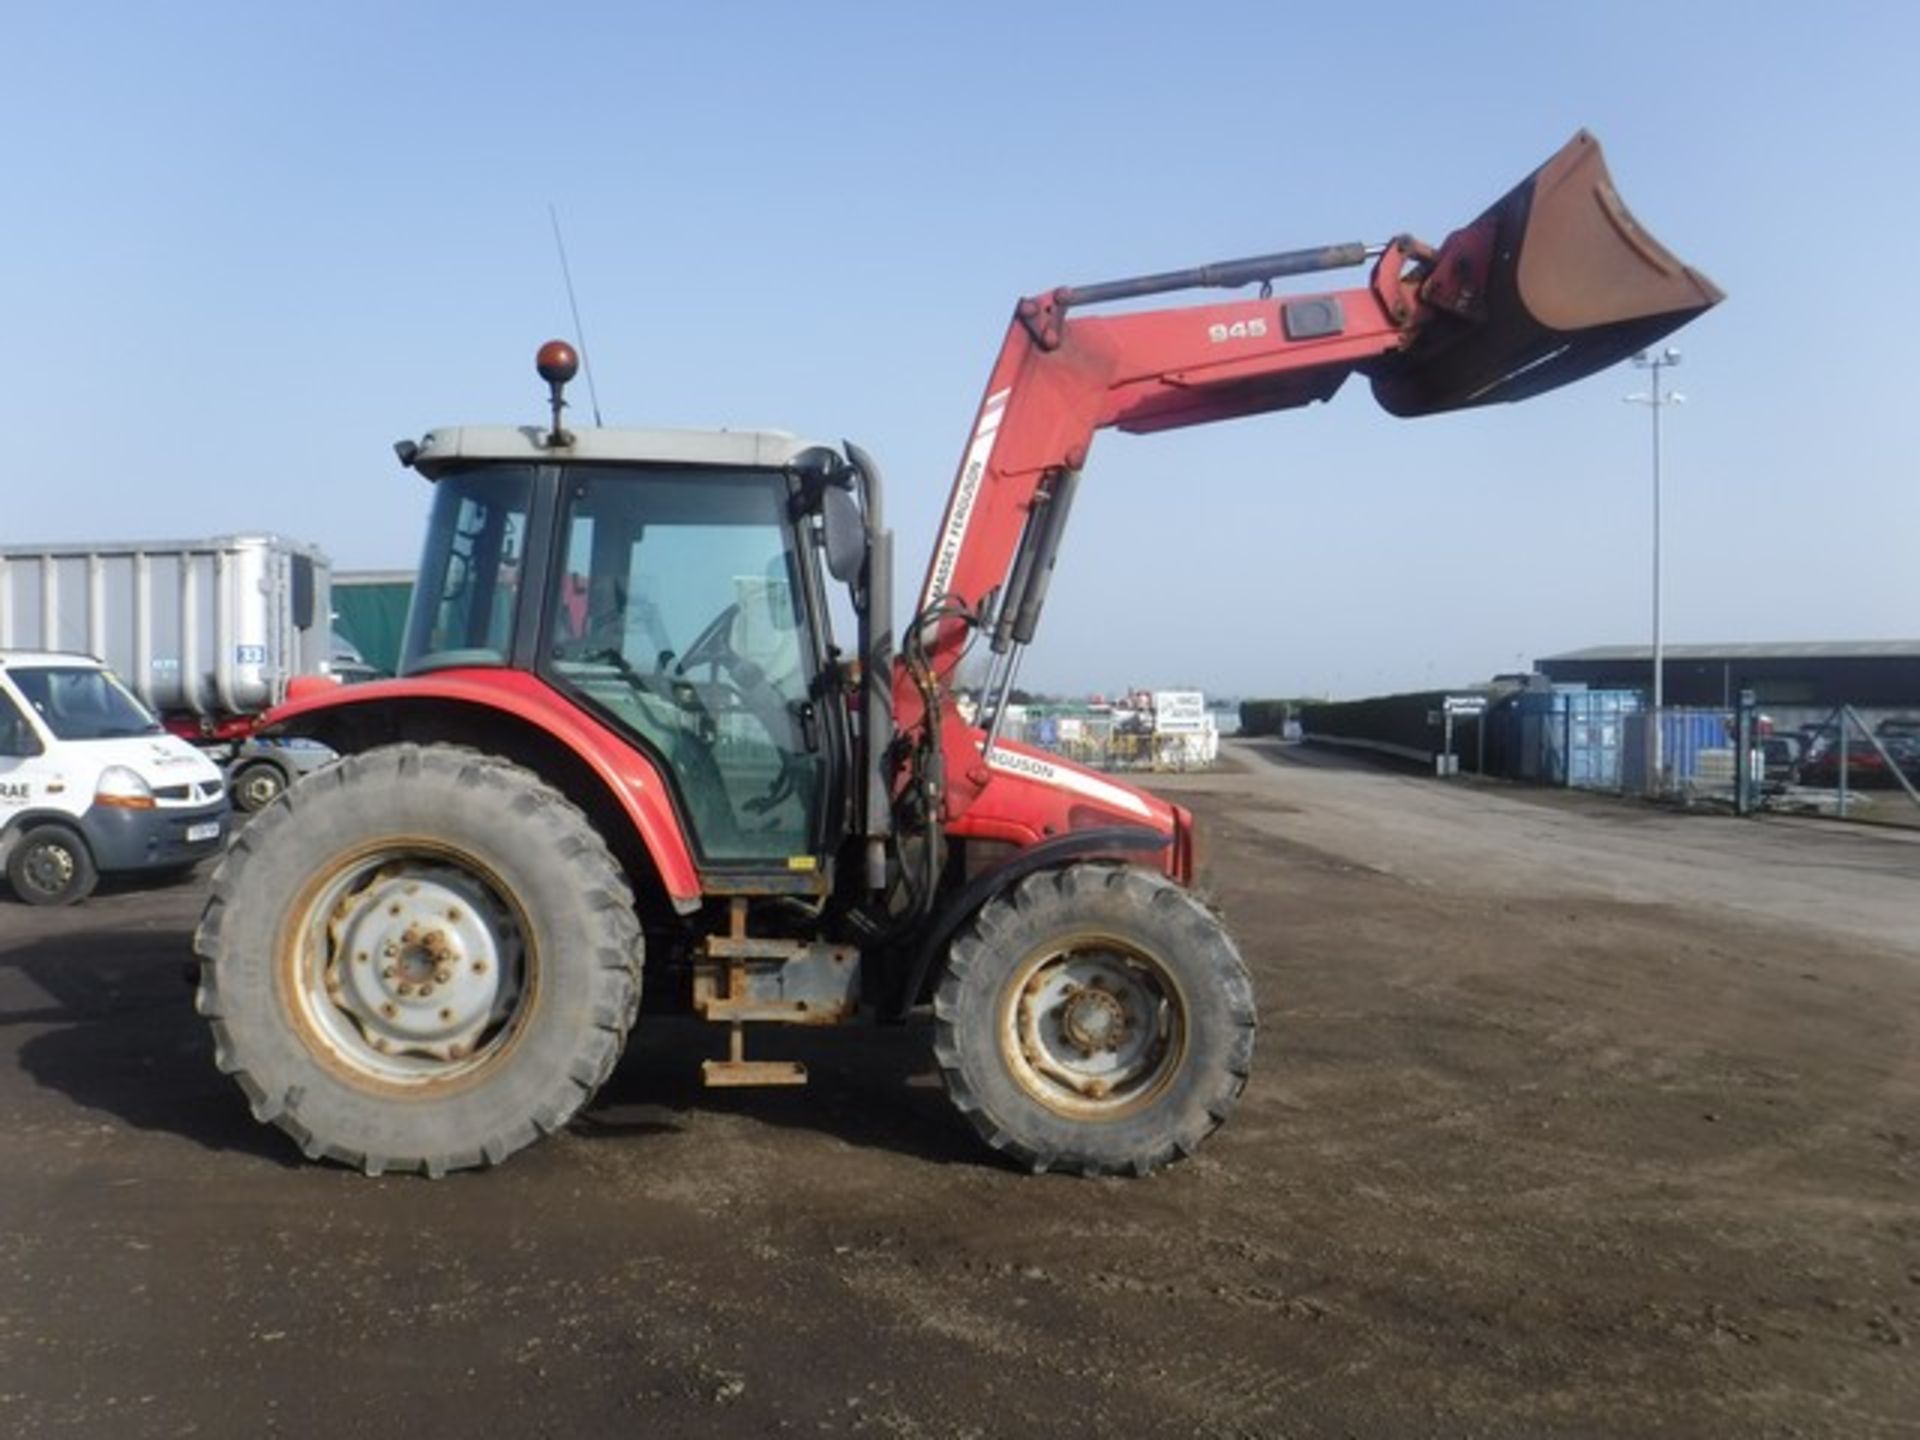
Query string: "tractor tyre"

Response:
xmin=194 ymin=744 xmax=643 ymax=1176
xmin=933 ymin=862 xmax=1255 ymax=1176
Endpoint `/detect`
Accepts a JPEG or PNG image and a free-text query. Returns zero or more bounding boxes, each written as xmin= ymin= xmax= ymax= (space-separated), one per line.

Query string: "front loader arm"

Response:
xmin=889 ymin=129 xmax=1720 ymax=832
xmin=885 ymin=241 xmax=1430 ymax=862
xmin=910 ymin=237 xmax=1427 ymax=672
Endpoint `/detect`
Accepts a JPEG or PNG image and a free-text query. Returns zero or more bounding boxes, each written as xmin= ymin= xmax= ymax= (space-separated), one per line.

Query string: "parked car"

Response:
xmin=1759 ymin=735 xmax=1803 ymax=785
xmin=227 ymin=734 xmax=338 ymax=812
xmin=0 ymin=651 xmax=230 ymax=904
xmin=1798 ymin=729 xmax=1920 ymax=789
xmin=329 ymin=630 xmax=380 ymax=685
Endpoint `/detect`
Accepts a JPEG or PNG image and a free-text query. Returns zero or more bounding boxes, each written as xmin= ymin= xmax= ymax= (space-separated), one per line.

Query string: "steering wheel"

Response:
xmin=673 ymin=604 xmax=742 ymax=678
xmin=670 ymin=604 xmax=808 ymax=817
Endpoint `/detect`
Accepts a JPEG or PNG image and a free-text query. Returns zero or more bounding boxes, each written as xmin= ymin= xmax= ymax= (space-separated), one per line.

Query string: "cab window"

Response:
xmin=546 ymin=469 xmax=821 ymax=866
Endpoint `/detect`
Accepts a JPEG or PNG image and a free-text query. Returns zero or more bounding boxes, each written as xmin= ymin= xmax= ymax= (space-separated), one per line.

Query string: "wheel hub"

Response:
xmin=322 ymin=868 xmax=513 ymax=1064
xmin=1059 ymin=983 xmax=1129 ymax=1056
xmin=1009 ymin=944 xmax=1176 ymax=1111
xmin=25 ymin=843 xmax=74 ymax=893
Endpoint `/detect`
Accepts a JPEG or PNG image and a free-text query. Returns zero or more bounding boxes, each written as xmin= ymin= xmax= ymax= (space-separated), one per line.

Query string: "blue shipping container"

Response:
xmin=1501 ymin=688 xmax=1643 ymax=790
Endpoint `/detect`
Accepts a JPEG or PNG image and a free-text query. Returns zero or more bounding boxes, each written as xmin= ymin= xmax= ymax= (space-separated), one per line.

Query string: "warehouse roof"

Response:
xmin=1540 ymin=641 xmax=1920 ymax=663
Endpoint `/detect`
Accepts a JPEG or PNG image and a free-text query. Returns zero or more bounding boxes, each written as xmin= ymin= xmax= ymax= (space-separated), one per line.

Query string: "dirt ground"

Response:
xmin=1 ymin=740 xmax=1916 ymax=1438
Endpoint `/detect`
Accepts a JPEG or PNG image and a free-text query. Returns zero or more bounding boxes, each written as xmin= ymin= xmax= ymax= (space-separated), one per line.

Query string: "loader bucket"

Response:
xmin=1370 ymin=131 xmax=1722 ymax=417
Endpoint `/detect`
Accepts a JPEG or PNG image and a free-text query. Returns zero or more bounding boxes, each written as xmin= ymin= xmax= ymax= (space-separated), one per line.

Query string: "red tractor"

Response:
xmin=196 ymin=133 xmax=1719 ymax=1176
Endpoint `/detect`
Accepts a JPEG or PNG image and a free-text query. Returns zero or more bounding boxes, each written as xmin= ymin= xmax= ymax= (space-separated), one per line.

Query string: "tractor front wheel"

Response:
xmin=933 ymin=863 xmax=1255 ymax=1176
xmin=194 ymin=744 xmax=642 ymax=1175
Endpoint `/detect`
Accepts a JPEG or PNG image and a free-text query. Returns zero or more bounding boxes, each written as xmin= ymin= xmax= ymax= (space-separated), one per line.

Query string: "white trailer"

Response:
xmin=0 ymin=535 xmax=336 ymax=732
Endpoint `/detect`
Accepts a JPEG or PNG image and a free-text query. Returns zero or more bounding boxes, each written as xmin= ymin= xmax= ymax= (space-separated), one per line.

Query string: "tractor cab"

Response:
xmin=395 ymin=422 xmax=858 ymax=879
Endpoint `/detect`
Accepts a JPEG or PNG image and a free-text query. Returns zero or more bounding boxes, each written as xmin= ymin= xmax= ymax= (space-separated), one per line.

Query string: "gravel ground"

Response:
xmin=1 ymin=739 xmax=1915 ymax=1438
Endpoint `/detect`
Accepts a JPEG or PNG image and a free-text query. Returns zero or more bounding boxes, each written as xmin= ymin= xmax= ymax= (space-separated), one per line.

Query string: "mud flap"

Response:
xmin=1370 ymin=131 xmax=1723 ymax=417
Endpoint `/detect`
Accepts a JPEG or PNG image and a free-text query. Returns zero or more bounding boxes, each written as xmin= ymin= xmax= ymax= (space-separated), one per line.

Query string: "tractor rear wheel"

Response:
xmin=194 ymin=744 xmax=642 ymax=1176
xmin=933 ymin=863 xmax=1255 ymax=1175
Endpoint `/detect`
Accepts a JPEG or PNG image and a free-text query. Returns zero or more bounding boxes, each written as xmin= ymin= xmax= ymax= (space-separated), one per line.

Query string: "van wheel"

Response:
xmin=231 ymin=761 xmax=288 ymax=813
xmin=8 ymin=825 xmax=99 ymax=906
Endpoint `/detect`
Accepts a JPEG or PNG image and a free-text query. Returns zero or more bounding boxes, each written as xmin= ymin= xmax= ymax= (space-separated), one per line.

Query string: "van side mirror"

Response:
xmin=820 ymin=486 xmax=866 ymax=585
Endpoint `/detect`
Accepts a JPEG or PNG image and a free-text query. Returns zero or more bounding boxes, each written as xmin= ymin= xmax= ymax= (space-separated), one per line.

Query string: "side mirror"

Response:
xmin=820 ymin=487 xmax=866 ymax=584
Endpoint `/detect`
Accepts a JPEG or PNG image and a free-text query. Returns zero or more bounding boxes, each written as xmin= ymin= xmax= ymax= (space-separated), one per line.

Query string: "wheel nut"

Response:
xmin=418 ymin=985 xmax=434 ymax=999
xmin=398 ymin=983 xmax=415 ymax=997
xmin=434 ymin=968 xmax=452 ymax=985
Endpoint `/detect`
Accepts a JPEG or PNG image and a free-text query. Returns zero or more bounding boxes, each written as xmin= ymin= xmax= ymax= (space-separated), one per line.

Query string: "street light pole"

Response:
xmin=1626 ymin=349 xmax=1685 ymax=796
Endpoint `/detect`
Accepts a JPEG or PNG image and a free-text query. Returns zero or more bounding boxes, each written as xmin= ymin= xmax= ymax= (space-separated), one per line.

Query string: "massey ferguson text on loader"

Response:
xmin=195 ymin=131 xmax=1721 ymax=1175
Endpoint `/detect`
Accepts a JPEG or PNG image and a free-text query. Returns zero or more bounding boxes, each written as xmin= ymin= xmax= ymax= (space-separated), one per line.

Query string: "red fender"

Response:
xmin=260 ymin=669 xmax=703 ymax=909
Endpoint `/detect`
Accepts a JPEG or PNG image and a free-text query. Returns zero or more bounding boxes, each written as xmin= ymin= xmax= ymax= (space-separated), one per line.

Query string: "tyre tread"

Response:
xmin=933 ymin=861 xmax=1255 ymax=1177
xmin=194 ymin=743 xmax=644 ymax=1177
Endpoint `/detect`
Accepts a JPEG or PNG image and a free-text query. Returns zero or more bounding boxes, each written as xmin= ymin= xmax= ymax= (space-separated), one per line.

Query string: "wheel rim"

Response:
xmin=280 ymin=844 xmax=535 ymax=1090
xmin=999 ymin=934 xmax=1187 ymax=1120
xmin=239 ymin=769 xmax=283 ymax=809
xmin=21 ymin=840 xmax=76 ymax=897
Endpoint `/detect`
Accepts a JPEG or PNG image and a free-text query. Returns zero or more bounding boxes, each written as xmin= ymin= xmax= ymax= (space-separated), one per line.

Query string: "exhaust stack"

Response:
xmin=1371 ymin=131 xmax=1723 ymax=417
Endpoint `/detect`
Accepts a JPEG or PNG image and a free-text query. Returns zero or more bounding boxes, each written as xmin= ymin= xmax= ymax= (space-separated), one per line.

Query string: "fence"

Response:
xmin=1755 ymin=703 xmax=1920 ymax=828
xmin=1490 ymin=691 xmax=1920 ymax=829
xmin=992 ymin=707 xmax=1220 ymax=773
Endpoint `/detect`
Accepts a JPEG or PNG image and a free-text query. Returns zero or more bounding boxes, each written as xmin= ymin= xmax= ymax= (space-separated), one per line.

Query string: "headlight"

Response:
xmin=95 ymin=765 xmax=156 ymax=810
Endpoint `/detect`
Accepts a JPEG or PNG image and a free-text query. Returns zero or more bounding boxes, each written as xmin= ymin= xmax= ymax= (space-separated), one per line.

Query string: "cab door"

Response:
xmin=543 ymin=468 xmax=835 ymax=873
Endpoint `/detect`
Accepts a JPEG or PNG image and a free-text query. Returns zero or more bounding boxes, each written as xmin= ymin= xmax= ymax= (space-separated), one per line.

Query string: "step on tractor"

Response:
xmin=195 ymin=132 xmax=1719 ymax=1176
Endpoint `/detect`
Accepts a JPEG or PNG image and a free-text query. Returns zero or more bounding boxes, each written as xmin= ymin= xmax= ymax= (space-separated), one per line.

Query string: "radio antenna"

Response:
xmin=547 ymin=203 xmax=604 ymax=427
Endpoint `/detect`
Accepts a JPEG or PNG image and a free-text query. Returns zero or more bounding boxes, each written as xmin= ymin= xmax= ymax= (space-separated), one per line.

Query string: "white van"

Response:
xmin=0 ymin=652 xmax=230 ymax=905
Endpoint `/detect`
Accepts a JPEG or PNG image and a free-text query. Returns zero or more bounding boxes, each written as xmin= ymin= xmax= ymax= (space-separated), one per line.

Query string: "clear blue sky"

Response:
xmin=4 ymin=3 xmax=1912 ymax=698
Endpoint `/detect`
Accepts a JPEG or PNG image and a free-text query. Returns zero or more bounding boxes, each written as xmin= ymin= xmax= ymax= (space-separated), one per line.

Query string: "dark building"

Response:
xmin=1535 ymin=642 xmax=1920 ymax=713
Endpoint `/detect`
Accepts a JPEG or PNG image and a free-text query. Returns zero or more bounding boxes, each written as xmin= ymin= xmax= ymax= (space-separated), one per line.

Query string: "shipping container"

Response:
xmin=331 ymin=570 xmax=414 ymax=677
xmin=0 ymin=536 xmax=334 ymax=724
xmin=1621 ymin=709 xmax=1737 ymax=794
xmin=1494 ymin=688 xmax=1642 ymax=789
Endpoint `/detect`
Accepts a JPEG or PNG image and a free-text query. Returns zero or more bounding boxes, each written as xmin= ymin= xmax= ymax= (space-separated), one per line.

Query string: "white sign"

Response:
xmin=1153 ymin=690 xmax=1208 ymax=735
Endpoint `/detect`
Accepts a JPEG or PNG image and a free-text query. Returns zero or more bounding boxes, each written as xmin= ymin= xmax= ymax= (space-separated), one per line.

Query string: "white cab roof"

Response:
xmin=409 ymin=425 xmax=824 ymax=478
